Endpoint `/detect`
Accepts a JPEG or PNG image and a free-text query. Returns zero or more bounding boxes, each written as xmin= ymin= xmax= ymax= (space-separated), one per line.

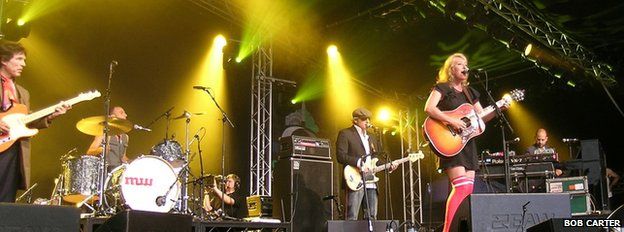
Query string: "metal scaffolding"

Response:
xmin=249 ymin=43 xmax=274 ymax=196
xmin=474 ymin=0 xmax=616 ymax=85
xmin=400 ymin=109 xmax=423 ymax=229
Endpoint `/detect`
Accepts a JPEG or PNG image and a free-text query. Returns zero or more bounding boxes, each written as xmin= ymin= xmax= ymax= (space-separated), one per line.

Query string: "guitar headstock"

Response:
xmin=407 ymin=151 xmax=424 ymax=162
xmin=78 ymin=90 xmax=102 ymax=100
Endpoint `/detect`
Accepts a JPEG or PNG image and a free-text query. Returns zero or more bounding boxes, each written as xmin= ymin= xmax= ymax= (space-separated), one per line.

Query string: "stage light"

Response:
xmin=214 ymin=35 xmax=227 ymax=49
xmin=235 ymin=57 xmax=243 ymax=63
xmin=377 ymin=108 xmax=393 ymax=123
xmin=327 ymin=45 xmax=339 ymax=58
xmin=17 ymin=19 xmax=26 ymax=26
xmin=290 ymin=99 xmax=297 ymax=104
xmin=2 ymin=18 xmax=31 ymax=41
xmin=566 ymin=81 xmax=576 ymax=88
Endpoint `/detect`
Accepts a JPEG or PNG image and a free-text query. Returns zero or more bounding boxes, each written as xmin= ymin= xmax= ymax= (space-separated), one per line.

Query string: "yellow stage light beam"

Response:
xmin=170 ymin=34 xmax=230 ymax=173
xmin=325 ymin=45 xmax=362 ymax=124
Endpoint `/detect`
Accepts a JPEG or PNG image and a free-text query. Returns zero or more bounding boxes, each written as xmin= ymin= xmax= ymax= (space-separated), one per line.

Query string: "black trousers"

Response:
xmin=0 ymin=144 xmax=21 ymax=202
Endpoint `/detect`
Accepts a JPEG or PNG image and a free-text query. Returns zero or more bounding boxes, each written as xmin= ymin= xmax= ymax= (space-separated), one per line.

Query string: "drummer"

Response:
xmin=86 ymin=106 xmax=129 ymax=171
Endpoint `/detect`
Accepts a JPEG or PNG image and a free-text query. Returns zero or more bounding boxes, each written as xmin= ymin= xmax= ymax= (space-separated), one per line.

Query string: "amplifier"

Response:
xmin=279 ymin=135 xmax=331 ymax=160
xmin=546 ymin=176 xmax=592 ymax=215
xmin=246 ymin=195 xmax=272 ymax=218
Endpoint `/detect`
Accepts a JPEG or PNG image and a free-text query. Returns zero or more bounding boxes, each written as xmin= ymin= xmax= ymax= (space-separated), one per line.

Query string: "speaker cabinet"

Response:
xmin=94 ymin=210 xmax=192 ymax=232
xmin=273 ymin=157 xmax=333 ymax=232
xmin=452 ymin=193 xmax=571 ymax=232
xmin=0 ymin=203 xmax=80 ymax=231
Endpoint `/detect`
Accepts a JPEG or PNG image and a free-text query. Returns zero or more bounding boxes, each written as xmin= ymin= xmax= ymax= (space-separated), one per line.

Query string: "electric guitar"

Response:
xmin=0 ymin=90 xmax=101 ymax=153
xmin=423 ymin=89 xmax=525 ymax=157
xmin=344 ymin=151 xmax=424 ymax=191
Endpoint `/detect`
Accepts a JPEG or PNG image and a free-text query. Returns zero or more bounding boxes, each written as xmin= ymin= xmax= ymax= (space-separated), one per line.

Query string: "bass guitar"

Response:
xmin=423 ymin=89 xmax=524 ymax=157
xmin=344 ymin=151 xmax=424 ymax=191
xmin=0 ymin=90 xmax=101 ymax=153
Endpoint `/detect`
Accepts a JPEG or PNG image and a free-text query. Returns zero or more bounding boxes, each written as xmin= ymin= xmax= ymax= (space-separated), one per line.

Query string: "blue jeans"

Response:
xmin=346 ymin=188 xmax=377 ymax=220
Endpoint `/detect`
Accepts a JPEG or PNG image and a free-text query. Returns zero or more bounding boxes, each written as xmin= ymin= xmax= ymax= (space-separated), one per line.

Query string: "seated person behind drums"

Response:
xmin=203 ymin=174 xmax=246 ymax=219
xmin=86 ymin=106 xmax=129 ymax=171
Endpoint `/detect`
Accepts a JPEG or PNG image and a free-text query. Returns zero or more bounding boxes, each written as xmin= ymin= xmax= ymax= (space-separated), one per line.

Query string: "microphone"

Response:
xmin=462 ymin=68 xmax=484 ymax=74
xmin=193 ymin=85 xmax=211 ymax=91
xmin=111 ymin=60 xmax=118 ymax=66
xmin=133 ymin=124 xmax=152 ymax=132
xmin=562 ymin=138 xmax=579 ymax=143
xmin=505 ymin=137 xmax=520 ymax=144
xmin=322 ymin=195 xmax=337 ymax=201
xmin=155 ymin=196 xmax=166 ymax=206
xmin=523 ymin=201 xmax=531 ymax=208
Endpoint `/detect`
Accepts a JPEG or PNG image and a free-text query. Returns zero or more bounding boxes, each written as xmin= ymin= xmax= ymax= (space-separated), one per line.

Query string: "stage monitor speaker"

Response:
xmin=273 ymin=157 xmax=333 ymax=232
xmin=327 ymin=220 xmax=398 ymax=232
xmin=0 ymin=203 xmax=80 ymax=232
xmin=451 ymin=193 xmax=571 ymax=232
xmin=94 ymin=210 xmax=192 ymax=232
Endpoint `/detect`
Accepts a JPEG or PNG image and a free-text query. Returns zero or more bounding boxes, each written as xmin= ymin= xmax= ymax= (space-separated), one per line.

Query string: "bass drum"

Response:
xmin=104 ymin=155 xmax=180 ymax=213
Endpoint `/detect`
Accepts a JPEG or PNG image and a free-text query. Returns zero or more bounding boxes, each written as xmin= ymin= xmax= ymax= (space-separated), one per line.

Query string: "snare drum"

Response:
xmin=62 ymin=156 xmax=102 ymax=203
xmin=151 ymin=140 xmax=184 ymax=167
xmin=104 ymin=155 xmax=180 ymax=213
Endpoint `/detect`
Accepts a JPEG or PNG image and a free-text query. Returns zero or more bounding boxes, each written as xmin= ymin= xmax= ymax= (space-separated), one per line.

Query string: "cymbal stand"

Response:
xmin=180 ymin=110 xmax=192 ymax=213
xmin=96 ymin=60 xmax=117 ymax=215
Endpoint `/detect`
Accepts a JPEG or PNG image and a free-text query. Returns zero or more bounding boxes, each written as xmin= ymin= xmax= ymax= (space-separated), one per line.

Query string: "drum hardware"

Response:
xmin=172 ymin=111 xmax=206 ymax=120
xmin=76 ymin=116 xmax=133 ymax=136
xmin=15 ymin=183 xmax=38 ymax=203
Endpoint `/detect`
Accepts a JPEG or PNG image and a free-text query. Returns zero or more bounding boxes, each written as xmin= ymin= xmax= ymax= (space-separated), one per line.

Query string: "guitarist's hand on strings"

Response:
xmin=0 ymin=120 xmax=9 ymax=134
xmin=46 ymin=103 xmax=71 ymax=122
xmin=448 ymin=118 xmax=466 ymax=132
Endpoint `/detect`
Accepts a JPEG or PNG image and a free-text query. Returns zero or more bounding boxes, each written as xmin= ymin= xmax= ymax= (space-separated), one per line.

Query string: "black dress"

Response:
xmin=431 ymin=83 xmax=481 ymax=171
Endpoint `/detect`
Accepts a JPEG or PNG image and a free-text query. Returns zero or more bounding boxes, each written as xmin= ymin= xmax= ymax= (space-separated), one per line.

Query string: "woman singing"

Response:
xmin=424 ymin=53 xmax=502 ymax=232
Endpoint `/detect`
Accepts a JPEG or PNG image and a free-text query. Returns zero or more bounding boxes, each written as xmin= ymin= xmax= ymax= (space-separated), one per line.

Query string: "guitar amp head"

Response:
xmin=279 ymin=135 xmax=331 ymax=160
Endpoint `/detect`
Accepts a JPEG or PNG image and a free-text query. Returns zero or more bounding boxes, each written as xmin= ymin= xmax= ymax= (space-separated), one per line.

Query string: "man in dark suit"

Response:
xmin=336 ymin=107 xmax=395 ymax=220
xmin=0 ymin=41 xmax=70 ymax=202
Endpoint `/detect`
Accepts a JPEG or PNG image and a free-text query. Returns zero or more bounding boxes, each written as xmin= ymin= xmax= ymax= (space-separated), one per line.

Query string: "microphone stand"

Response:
xmin=145 ymin=106 xmax=174 ymax=134
xmin=196 ymin=88 xmax=235 ymax=215
xmin=360 ymin=165 xmax=374 ymax=232
xmin=97 ymin=61 xmax=116 ymax=215
xmin=473 ymin=71 xmax=515 ymax=193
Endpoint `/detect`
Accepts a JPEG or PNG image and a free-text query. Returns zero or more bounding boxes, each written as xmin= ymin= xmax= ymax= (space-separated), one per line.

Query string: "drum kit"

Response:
xmin=52 ymin=111 xmax=211 ymax=217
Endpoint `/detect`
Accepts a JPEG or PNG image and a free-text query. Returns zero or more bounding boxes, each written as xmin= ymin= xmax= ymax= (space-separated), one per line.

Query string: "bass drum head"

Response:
xmin=120 ymin=155 xmax=179 ymax=213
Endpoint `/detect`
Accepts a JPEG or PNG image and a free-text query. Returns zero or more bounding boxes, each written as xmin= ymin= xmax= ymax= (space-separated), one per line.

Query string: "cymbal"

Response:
xmin=76 ymin=116 xmax=133 ymax=136
xmin=172 ymin=111 xmax=206 ymax=120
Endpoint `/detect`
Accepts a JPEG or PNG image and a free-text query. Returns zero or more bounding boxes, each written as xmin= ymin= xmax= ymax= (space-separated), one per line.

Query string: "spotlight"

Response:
xmin=327 ymin=45 xmax=339 ymax=58
xmin=2 ymin=18 xmax=31 ymax=42
xmin=214 ymin=35 xmax=227 ymax=49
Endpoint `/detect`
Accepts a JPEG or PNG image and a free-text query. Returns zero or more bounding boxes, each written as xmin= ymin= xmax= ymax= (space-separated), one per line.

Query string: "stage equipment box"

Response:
xmin=246 ymin=195 xmax=272 ymax=218
xmin=547 ymin=176 xmax=591 ymax=215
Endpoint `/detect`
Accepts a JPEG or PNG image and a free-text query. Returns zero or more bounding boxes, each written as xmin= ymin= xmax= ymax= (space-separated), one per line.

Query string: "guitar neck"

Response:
xmin=22 ymin=96 xmax=84 ymax=124
xmin=372 ymin=156 xmax=411 ymax=173
xmin=477 ymin=99 xmax=507 ymax=119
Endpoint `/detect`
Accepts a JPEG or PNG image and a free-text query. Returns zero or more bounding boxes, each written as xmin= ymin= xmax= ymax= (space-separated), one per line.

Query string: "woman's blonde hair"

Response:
xmin=437 ymin=53 xmax=468 ymax=85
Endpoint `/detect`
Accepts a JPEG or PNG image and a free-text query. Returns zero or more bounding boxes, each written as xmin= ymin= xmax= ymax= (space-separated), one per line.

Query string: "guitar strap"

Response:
xmin=461 ymin=85 xmax=475 ymax=105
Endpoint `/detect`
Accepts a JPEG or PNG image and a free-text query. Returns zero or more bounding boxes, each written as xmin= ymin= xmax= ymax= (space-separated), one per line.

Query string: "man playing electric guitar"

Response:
xmin=336 ymin=107 xmax=397 ymax=220
xmin=0 ymin=41 xmax=71 ymax=202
